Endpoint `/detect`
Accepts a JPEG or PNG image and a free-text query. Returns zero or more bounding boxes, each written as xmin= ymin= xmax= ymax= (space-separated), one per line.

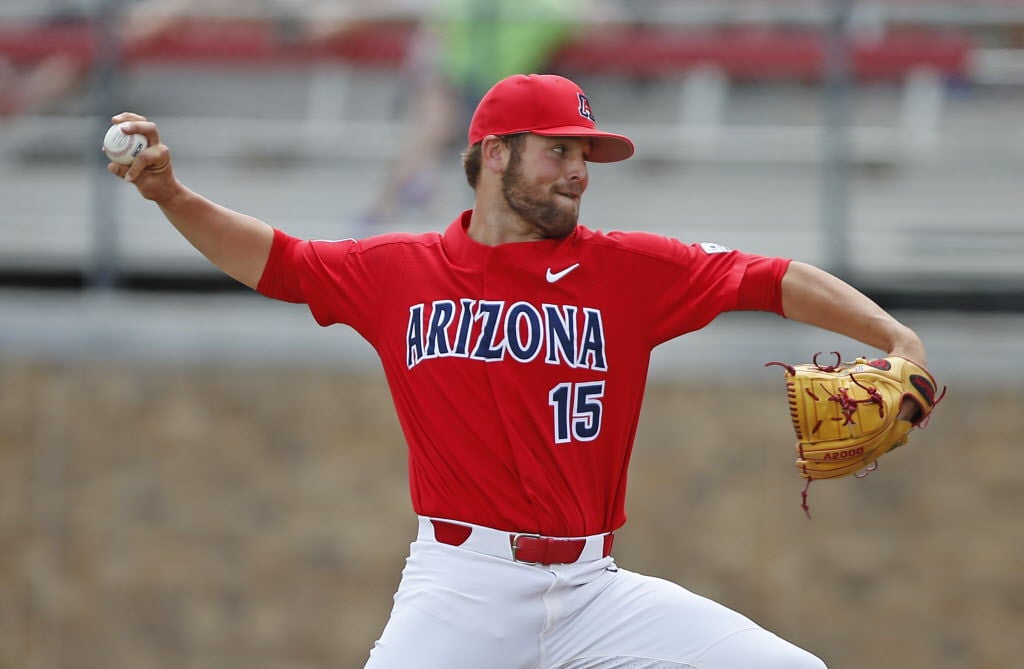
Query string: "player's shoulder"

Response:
xmin=354 ymin=230 xmax=443 ymax=251
xmin=574 ymin=225 xmax=704 ymax=261
xmin=311 ymin=230 xmax=444 ymax=255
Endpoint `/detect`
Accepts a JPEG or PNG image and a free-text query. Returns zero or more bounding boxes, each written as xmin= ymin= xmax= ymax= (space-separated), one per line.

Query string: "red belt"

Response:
xmin=428 ymin=518 xmax=615 ymax=565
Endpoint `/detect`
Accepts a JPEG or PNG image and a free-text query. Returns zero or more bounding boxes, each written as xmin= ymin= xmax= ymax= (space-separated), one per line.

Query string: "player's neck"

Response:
xmin=467 ymin=198 xmax=548 ymax=246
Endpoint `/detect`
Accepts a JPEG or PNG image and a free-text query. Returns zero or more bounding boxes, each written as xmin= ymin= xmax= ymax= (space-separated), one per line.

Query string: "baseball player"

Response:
xmin=108 ymin=73 xmax=927 ymax=668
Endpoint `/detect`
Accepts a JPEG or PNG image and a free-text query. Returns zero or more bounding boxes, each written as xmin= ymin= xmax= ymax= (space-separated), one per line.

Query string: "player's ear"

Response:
xmin=480 ymin=135 xmax=510 ymax=174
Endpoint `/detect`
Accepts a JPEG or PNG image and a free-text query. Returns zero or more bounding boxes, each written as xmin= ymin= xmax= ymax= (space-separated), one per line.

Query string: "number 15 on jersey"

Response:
xmin=548 ymin=381 xmax=605 ymax=444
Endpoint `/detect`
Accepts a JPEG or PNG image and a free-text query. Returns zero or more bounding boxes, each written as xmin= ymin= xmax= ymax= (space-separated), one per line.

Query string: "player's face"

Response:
xmin=501 ymin=135 xmax=590 ymax=239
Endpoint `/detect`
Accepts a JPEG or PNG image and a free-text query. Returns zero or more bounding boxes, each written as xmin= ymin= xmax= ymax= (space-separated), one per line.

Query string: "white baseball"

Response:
xmin=103 ymin=123 xmax=148 ymax=165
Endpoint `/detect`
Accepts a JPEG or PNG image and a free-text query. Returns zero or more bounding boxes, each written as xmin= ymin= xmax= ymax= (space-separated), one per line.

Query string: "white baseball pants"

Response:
xmin=363 ymin=517 xmax=826 ymax=669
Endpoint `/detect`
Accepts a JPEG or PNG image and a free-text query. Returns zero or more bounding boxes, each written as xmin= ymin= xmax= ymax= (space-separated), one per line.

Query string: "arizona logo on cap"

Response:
xmin=468 ymin=74 xmax=634 ymax=163
xmin=577 ymin=92 xmax=595 ymax=121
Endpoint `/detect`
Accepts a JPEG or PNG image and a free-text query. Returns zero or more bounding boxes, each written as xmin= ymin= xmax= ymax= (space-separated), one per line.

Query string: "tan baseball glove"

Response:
xmin=766 ymin=353 xmax=945 ymax=482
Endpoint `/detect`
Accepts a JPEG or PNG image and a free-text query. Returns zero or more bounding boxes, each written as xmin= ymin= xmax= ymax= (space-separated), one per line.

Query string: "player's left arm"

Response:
xmin=780 ymin=260 xmax=926 ymax=365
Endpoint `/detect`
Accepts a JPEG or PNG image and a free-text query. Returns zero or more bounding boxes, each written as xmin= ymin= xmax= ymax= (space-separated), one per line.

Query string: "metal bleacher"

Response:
xmin=0 ymin=1 xmax=1022 ymax=300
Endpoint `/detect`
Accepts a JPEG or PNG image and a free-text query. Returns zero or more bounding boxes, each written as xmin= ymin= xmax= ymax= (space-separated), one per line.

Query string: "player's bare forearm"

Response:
xmin=781 ymin=261 xmax=926 ymax=365
xmin=106 ymin=113 xmax=273 ymax=290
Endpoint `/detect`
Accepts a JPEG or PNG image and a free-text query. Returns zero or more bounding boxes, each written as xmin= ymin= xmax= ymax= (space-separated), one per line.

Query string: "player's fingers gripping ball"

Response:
xmin=103 ymin=123 xmax=148 ymax=165
xmin=766 ymin=353 xmax=945 ymax=481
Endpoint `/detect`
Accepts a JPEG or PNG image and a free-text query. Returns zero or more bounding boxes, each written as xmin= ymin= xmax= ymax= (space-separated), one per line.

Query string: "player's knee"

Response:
xmin=756 ymin=642 xmax=827 ymax=669
xmin=696 ymin=628 xmax=826 ymax=669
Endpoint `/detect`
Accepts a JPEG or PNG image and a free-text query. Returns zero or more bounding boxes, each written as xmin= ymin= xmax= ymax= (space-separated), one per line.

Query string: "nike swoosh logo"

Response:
xmin=546 ymin=263 xmax=581 ymax=283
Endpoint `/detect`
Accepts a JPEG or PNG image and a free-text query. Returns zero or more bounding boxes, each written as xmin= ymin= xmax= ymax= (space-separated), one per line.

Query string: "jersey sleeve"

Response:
xmin=609 ymin=232 xmax=789 ymax=345
xmin=735 ymin=253 xmax=790 ymax=314
xmin=256 ymin=228 xmax=376 ymax=334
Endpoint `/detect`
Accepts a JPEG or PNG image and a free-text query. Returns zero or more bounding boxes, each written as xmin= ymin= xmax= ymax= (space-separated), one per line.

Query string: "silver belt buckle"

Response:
xmin=510 ymin=532 xmax=543 ymax=564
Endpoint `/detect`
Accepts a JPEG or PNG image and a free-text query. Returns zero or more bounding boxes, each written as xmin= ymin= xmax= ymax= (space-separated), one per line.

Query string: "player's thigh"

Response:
xmin=547 ymin=567 xmax=825 ymax=669
xmin=364 ymin=542 xmax=548 ymax=669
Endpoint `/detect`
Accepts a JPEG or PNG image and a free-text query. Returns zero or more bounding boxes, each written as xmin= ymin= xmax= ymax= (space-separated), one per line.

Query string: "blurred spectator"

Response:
xmin=0 ymin=0 xmax=193 ymax=119
xmin=0 ymin=0 xmax=330 ymax=119
xmin=0 ymin=0 xmax=91 ymax=118
xmin=358 ymin=0 xmax=585 ymax=227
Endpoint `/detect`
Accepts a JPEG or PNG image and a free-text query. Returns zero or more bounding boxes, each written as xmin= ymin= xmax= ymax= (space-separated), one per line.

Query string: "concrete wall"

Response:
xmin=2 ymin=360 xmax=1019 ymax=669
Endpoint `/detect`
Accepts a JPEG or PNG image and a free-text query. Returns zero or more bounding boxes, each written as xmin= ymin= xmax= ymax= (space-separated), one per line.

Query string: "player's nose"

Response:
xmin=565 ymin=154 xmax=588 ymax=184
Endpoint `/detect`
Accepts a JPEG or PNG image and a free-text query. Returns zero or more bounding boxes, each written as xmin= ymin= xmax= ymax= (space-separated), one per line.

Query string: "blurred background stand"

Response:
xmin=0 ymin=0 xmax=1017 ymax=298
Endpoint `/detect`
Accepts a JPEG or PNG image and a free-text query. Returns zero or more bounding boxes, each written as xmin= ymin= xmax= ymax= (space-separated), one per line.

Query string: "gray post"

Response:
xmin=89 ymin=0 xmax=123 ymax=289
xmin=820 ymin=0 xmax=853 ymax=279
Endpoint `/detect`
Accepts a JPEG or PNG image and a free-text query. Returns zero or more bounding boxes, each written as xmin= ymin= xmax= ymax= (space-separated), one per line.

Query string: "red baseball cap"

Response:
xmin=468 ymin=74 xmax=635 ymax=163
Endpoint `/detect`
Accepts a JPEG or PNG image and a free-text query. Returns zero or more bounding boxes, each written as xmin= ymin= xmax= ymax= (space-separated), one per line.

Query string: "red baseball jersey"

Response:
xmin=257 ymin=211 xmax=789 ymax=537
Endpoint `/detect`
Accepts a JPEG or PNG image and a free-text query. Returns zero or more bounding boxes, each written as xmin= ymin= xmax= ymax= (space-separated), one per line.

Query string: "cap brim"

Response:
xmin=531 ymin=126 xmax=635 ymax=163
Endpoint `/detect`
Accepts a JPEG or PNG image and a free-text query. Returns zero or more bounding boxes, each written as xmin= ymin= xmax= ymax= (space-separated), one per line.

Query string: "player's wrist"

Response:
xmin=885 ymin=328 xmax=926 ymax=367
xmin=153 ymin=180 xmax=196 ymax=213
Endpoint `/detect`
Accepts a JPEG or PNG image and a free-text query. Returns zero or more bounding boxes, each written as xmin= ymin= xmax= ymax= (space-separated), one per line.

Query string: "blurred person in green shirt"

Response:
xmin=360 ymin=0 xmax=581 ymax=226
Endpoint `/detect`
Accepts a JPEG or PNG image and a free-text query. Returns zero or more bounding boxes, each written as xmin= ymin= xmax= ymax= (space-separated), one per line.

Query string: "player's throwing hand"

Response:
xmin=105 ymin=113 xmax=177 ymax=203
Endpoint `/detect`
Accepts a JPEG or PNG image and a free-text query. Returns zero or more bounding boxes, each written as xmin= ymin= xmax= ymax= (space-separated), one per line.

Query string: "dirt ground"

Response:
xmin=1 ymin=361 xmax=1020 ymax=669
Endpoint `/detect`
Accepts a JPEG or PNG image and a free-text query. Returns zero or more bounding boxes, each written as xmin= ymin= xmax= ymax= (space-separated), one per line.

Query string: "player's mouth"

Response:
xmin=554 ymin=187 xmax=583 ymax=202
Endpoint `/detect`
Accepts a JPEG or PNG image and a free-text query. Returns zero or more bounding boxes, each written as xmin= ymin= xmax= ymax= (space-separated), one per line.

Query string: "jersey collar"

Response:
xmin=443 ymin=209 xmax=580 ymax=270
